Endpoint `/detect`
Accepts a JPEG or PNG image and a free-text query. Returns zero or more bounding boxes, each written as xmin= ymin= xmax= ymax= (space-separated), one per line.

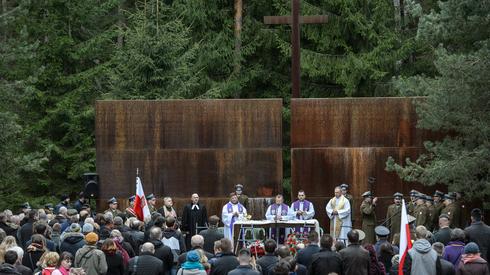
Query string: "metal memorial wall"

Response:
xmin=291 ymin=98 xmax=444 ymax=228
xmin=95 ymin=99 xmax=282 ymax=217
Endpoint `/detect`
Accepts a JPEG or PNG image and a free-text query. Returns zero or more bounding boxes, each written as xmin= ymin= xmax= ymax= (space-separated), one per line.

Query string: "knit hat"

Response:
xmin=464 ymin=242 xmax=480 ymax=254
xmin=85 ymin=232 xmax=99 ymax=244
xmin=186 ymin=250 xmax=200 ymax=262
xmin=82 ymin=223 xmax=94 ymax=234
xmin=70 ymin=223 xmax=81 ymax=232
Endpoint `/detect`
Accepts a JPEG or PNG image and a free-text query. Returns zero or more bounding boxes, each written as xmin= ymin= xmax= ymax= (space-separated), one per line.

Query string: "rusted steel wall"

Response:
xmin=96 ymin=100 xmax=283 ymax=208
xmin=291 ymin=98 xmax=444 ymax=229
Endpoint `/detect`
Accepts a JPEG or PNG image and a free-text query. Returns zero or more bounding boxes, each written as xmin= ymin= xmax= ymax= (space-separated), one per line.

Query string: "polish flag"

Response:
xmin=398 ymin=199 xmax=412 ymax=274
xmin=133 ymin=177 xmax=151 ymax=222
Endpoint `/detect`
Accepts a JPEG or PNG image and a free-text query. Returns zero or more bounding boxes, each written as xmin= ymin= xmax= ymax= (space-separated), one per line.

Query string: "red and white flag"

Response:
xmin=398 ymin=199 xmax=412 ymax=274
xmin=133 ymin=176 xmax=151 ymax=222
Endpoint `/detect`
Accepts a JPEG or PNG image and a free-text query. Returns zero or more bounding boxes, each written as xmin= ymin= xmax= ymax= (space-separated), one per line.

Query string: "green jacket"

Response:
xmin=75 ymin=245 xmax=108 ymax=275
xmin=360 ymin=201 xmax=376 ymax=244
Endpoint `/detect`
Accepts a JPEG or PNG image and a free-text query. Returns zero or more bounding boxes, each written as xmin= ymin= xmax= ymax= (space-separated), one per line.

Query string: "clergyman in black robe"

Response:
xmin=182 ymin=193 xmax=208 ymax=249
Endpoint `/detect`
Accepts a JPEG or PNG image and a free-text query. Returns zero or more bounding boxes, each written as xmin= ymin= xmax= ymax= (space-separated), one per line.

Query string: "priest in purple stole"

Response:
xmin=222 ymin=192 xmax=247 ymax=240
xmin=291 ymin=190 xmax=315 ymax=236
xmin=265 ymin=194 xmax=293 ymax=243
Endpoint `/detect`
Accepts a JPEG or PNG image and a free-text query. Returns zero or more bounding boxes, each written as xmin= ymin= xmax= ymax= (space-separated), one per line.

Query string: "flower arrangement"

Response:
xmin=247 ymin=240 xmax=265 ymax=257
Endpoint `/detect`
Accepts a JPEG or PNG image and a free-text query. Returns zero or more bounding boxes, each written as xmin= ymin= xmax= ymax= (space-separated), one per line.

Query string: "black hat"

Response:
xmin=375 ymin=226 xmax=390 ymax=237
xmin=433 ymin=190 xmax=444 ymax=197
xmin=129 ymin=195 xmax=136 ymax=202
xmin=146 ymin=194 xmax=155 ymax=200
xmin=340 ymin=183 xmax=349 ymax=190
xmin=444 ymin=193 xmax=455 ymax=200
xmin=361 ymin=191 xmax=372 ymax=197
xmin=393 ymin=192 xmax=403 ymax=198
xmin=107 ymin=197 xmax=118 ymax=204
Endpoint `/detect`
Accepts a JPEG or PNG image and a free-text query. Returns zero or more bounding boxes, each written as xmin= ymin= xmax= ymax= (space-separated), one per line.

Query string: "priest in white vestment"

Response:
xmin=222 ymin=192 xmax=247 ymax=240
xmin=326 ymin=186 xmax=352 ymax=244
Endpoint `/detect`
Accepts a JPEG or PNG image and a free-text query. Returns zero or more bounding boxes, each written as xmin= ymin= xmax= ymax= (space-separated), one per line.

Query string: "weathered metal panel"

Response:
xmin=96 ymin=99 xmax=282 ymax=201
xmin=291 ymin=97 xmax=438 ymax=148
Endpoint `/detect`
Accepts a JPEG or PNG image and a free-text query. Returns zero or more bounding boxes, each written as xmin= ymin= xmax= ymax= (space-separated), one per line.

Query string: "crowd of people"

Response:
xmin=0 ymin=183 xmax=487 ymax=275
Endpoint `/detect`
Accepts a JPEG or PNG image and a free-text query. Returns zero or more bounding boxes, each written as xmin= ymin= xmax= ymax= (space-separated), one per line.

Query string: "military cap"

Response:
xmin=340 ymin=183 xmax=349 ymax=190
xmin=361 ymin=191 xmax=372 ymax=197
xmin=128 ymin=195 xmax=136 ymax=202
xmin=354 ymin=229 xmax=366 ymax=241
xmin=393 ymin=192 xmax=403 ymax=198
xmin=21 ymin=202 xmax=31 ymax=209
xmin=107 ymin=197 xmax=118 ymax=204
xmin=439 ymin=213 xmax=450 ymax=220
xmin=375 ymin=226 xmax=390 ymax=237
xmin=444 ymin=193 xmax=455 ymax=200
xmin=409 ymin=190 xmax=418 ymax=196
xmin=235 ymin=184 xmax=243 ymax=190
xmin=433 ymin=190 xmax=444 ymax=197
xmin=425 ymin=195 xmax=433 ymax=202
xmin=146 ymin=194 xmax=155 ymax=200
xmin=415 ymin=193 xmax=426 ymax=199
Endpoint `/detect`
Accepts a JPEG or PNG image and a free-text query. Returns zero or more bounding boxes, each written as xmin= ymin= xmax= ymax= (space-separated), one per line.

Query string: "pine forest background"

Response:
xmin=0 ymin=0 xmax=489 ymax=209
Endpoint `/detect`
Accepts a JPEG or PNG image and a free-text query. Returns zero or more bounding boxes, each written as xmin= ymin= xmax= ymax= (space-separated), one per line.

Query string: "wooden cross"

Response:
xmin=264 ymin=0 xmax=328 ymax=98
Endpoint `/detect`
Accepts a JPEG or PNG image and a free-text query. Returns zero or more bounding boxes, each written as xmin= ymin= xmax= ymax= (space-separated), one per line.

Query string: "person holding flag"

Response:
xmin=133 ymin=175 xmax=151 ymax=222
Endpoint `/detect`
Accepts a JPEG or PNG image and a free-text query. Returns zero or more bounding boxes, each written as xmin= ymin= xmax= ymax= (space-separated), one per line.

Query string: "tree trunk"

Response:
xmin=233 ymin=0 xmax=242 ymax=98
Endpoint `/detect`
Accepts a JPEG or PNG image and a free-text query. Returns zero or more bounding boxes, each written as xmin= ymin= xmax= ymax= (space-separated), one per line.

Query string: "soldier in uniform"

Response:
xmin=413 ymin=193 xmax=428 ymax=227
xmin=341 ymin=183 xmax=354 ymax=220
xmin=408 ymin=190 xmax=418 ymax=216
xmin=386 ymin=192 xmax=403 ymax=238
xmin=425 ymin=195 xmax=436 ymax=232
xmin=235 ymin=184 xmax=249 ymax=209
xmin=146 ymin=193 xmax=158 ymax=214
xmin=125 ymin=195 xmax=137 ymax=218
xmin=105 ymin=197 xmax=122 ymax=217
xmin=360 ymin=191 xmax=377 ymax=244
xmin=441 ymin=193 xmax=460 ymax=228
xmin=432 ymin=190 xmax=445 ymax=229
xmin=374 ymin=226 xmax=399 ymax=256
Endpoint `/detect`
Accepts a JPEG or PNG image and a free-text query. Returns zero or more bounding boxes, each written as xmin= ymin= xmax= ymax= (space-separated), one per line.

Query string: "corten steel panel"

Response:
xmin=291 ymin=97 xmax=438 ymax=148
xmin=291 ymin=147 xmax=446 ymax=228
xmin=96 ymin=99 xmax=282 ymax=202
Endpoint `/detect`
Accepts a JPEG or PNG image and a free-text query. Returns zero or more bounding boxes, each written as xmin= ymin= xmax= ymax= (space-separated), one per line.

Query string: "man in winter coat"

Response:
xmin=210 ymin=238 xmax=239 ymax=275
xmin=128 ymin=243 xmax=164 ymax=275
xmin=309 ymin=234 xmax=342 ymax=275
xmin=228 ymin=249 xmax=260 ymax=275
xmin=148 ymin=227 xmax=174 ymax=275
xmin=339 ymin=230 xmax=370 ymax=275
xmin=403 ymin=226 xmax=438 ymax=275
xmin=464 ymin=208 xmax=490 ymax=262
xmin=456 ymin=242 xmax=490 ymax=275
xmin=74 ymin=232 xmax=108 ymax=275
xmin=0 ymin=251 xmax=21 ymax=275
xmin=60 ymin=223 xmax=86 ymax=256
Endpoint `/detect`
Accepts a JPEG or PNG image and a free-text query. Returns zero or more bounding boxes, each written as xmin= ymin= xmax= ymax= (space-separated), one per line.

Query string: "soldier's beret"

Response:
xmin=375 ymin=226 xmax=390 ymax=237
xmin=146 ymin=194 xmax=155 ymax=200
xmin=361 ymin=191 xmax=372 ymax=197
xmin=393 ymin=192 xmax=403 ymax=198
xmin=107 ymin=197 xmax=118 ymax=204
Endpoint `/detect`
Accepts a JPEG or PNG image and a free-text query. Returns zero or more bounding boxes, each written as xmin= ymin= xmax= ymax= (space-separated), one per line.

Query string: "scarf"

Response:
xmin=226 ymin=202 xmax=244 ymax=235
xmin=182 ymin=261 xmax=204 ymax=270
xmin=328 ymin=195 xmax=347 ymax=237
xmin=113 ymin=238 xmax=130 ymax=266
xmin=292 ymin=200 xmax=310 ymax=219
xmin=56 ymin=266 xmax=69 ymax=275
xmin=462 ymin=253 xmax=483 ymax=264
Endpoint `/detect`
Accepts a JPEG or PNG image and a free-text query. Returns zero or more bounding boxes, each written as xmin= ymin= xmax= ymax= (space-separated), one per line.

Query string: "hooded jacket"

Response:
xmin=0 ymin=263 xmax=21 ymax=275
xmin=149 ymin=239 xmax=174 ymax=275
xmin=406 ymin=239 xmax=438 ymax=275
xmin=60 ymin=232 xmax=86 ymax=257
xmin=74 ymin=245 xmax=108 ymax=275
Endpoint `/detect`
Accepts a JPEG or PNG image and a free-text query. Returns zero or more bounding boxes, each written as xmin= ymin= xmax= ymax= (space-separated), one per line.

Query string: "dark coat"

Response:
xmin=456 ymin=257 xmax=490 ymax=275
xmin=339 ymin=244 xmax=370 ymax=275
xmin=13 ymin=264 xmax=30 ymax=275
xmin=150 ymin=239 xmax=174 ymax=275
xmin=255 ymin=254 xmax=277 ymax=275
xmin=439 ymin=257 xmax=455 ymax=275
xmin=209 ymin=252 xmax=239 ymax=275
xmin=22 ymin=249 xmax=45 ymax=271
xmin=182 ymin=203 xmax=208 ymax=249
xmin=198 ymin=228 xmax=223 ymax=255
xmin=0 ymin=264 xmax=20 ymax=275
xmin=465 ymin=221 xmax=490 ymax=261
xmin=228 ymin=265 xmax=260 ymax=275
xmin=296 ymin=244 xmax=320 ymax=267
xmin=0 ymin=222 xmax=17 ymax=237
xmin=18 ymin=220 xmax=35 ymax=248
xmin=309 ymin=249 xmax=343 ymax=275
xmin=60 ymin=232 xmax=86 ymax=257
xmin=432 ymin=227 xmax=452 ymax=246
xmin=127 ymin=252 xmax=164 ymax=275
xmin=104 ymin=251 xmax=125 ymax=275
